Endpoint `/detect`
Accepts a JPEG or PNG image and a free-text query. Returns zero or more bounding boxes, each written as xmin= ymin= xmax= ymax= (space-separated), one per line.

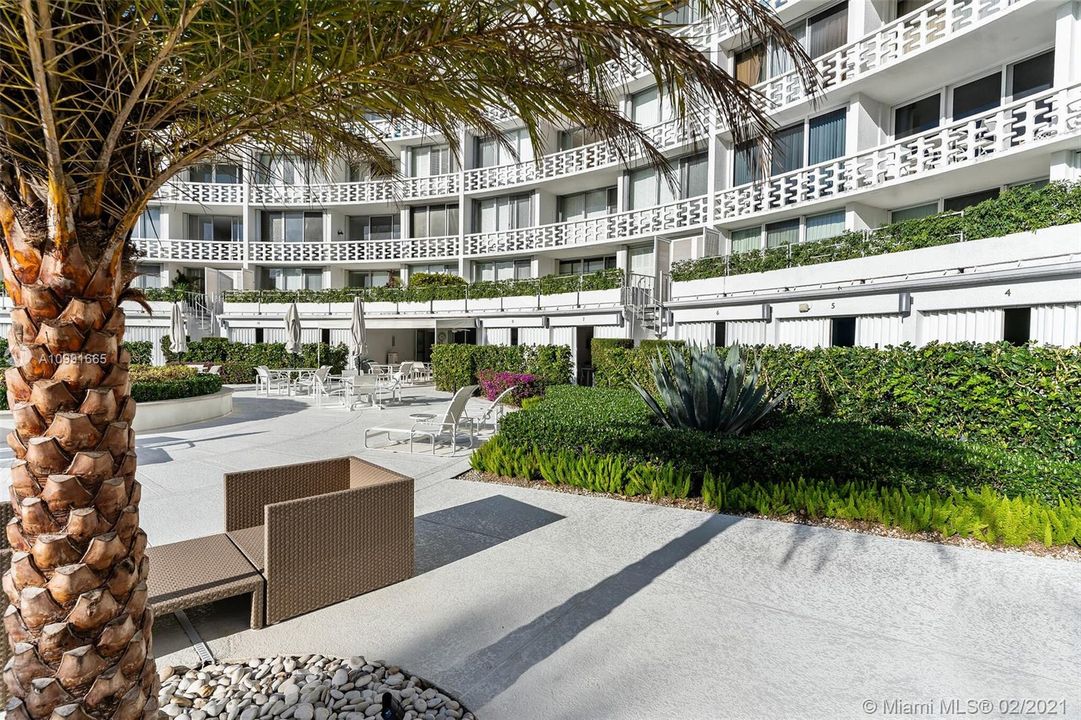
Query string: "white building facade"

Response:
xmin=111 ymin=0 xmax=1081 ymax=370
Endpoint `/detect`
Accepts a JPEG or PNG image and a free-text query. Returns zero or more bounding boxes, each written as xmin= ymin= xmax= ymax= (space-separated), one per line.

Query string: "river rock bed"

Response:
xmin=157 ymin=655 xmax=475 ymax=720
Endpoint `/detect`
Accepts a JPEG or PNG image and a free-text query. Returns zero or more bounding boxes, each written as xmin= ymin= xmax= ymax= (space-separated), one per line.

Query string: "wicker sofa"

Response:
xmin=223 ymin=456 xmax=414 ymax=625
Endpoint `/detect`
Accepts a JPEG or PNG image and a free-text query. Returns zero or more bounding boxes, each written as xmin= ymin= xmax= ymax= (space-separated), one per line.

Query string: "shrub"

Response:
xmin=0 ymin=338 xmax=9 ymax=367
xmin=218 ymin=362 xmax=256 ymax=384
xmin=408 ymin=272 xmax=467 ymax=288
xmin=162 ymin=336 xmax=349 ymax=374
xmin=593 ymin=342 xmax=1081 ymax=461
xmin=132 ymin=373 xmax=223 ymax=402
xmin=130 ymin=364 xmax=197 ymax=382
xmin=477 ymin=370 xmax=545 ymax=406
xmin=494 ymin=385 xmax=1081 ymax=502
xmin=431 ymin=344 xmax=572 ymax=391
xmin=671 ymin=181 xmax=1081 ymax=281
xmin=123 ymin=341 xmax=153 ymax=365
xmin=471 ymin=438 xmax=1081 ymax=548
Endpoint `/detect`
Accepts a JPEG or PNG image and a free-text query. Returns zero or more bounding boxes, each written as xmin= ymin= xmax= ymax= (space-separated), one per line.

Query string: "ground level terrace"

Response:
xmin=0 ymin=388 xmax=1071 ymax=719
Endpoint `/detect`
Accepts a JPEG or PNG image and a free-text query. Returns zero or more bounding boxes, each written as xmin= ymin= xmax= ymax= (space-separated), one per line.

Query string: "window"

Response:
xmin=1009 ymin=51 xmax=1054 ymax=100
xmin=347 ymin=270 xmax=396 ymax=288
xmin=831 ymin=317 xmax=856 ymax=347
xmin=897 ymin=0 xmax=933 ymax=17
xmin=410 ymin=204 xmax=459 ymax=237
xmin=134 ymin=207 xmax=160 ymax=239
xmin=474 ymin=128 xmax=533 ymax=168
xmin=347 ymin=162 xmax=369 ymax=182
xmin=765 ymin=219 xmax=799 ymax=249
xmin=733 ymin=141 xmax=762 ymax=185
xmin=808 ymin=109 xmax=847 ymax=164
xmin=131 ymin=264 xmax=163 ymax=289
xmin=558 ymin=187 xmax=617 ymax=222
xmin=767 ymin=23 xmax=806 ymax=78
xmin=630 ymin=153 xmax=706 ymax=208
xmin=771 ymin=124 xmax=805 ymax=176
xmin=263 ymin=267 xmax=324 ymax=291
xmin=943 ymin=189 xmax=999 ymax=212
xmin=1003 ymin=307 xmax=1031 ymax=345
xmin=347 ymin=215 xmax=401 ymax=242
xmin=474 ymin=259 xmax=531 ymax=282
xmin=558 ymin=256 xmax=617 ymax=275
xmin=890 ymin=202 xmax=938 ymax=223
xmin=735 ymin=44 xmax=766 ymax=86
xmin=188 ymin=215 xmax=242 ymax=242
xmin=409 ymin=145 xmax=455 ymax=177
xmin=260 ymin=211 xmax=322 ymax=242
xmin=189 ymin=163 xmax=242 ymax=183
xmin=631 ymin=86 xmax=672 ymax=126
xmin=805 ymin=210 xmax=846 ymax=243
xmin=680 ymin=152 xmax=708 ymax=198
xmin=410 ymin=263 xmax=457 ymax=276
xmin=474 ymin=194 xmax=532 ymax=233
xmin=255 ymin=154 xmax=309 ymax=184
xmin=894 ymin=94 xmax=941 ymax=139
xmin=730 ymin=227 xmax=761 ymax=254
xmin=661 ymin=3 xmax=699 ymax=24
xmin=806 ymin=3 xmax=848 ymax=59
xmin=953 ymin=73 xmax=1001 ymax=120
xmin=558 ymin=127 xmax=599 ymax=151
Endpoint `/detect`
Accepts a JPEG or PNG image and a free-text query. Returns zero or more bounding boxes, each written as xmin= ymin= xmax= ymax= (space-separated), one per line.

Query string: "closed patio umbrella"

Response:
xmin=284 ymin=302 xmax=303 ymax=356
xmin=170 ymin=301 xmax=188 ymax=354
xmin=349 ymin=296 xmax=367 ymax=370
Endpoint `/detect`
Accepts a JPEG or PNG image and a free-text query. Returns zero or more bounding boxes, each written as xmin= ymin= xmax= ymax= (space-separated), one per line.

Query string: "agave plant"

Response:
xmin=634 ymin=344 xmax=785 ymax=435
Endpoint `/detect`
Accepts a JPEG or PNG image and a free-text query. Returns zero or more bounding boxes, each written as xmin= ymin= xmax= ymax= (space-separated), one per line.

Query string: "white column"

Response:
xmin=1055 ymin=1 xmax=1081 ymax=86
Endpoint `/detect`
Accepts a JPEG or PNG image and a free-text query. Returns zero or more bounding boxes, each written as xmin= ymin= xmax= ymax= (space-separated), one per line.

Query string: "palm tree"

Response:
xmin=0 ymin=1 xmax=813 ymax=717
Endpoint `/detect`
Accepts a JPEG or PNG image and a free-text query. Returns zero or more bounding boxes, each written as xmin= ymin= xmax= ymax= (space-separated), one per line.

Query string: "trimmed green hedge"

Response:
xmin=492 ymin=385 xmax=1081 ymax=502
xmin=123 ymin=341 xmax=153 ymax=365
xmin=471 ymin=437 xmax=1081 ymax=548
xmin=163 ymin=336 xmax=349 ymax=377
xmin=140 ymin=287 xmax=188 ymax=302
xmin=593 ymin=342 xmax=1081 ymax=461
xmin=431 ymin=344 xmax=572 ymax=391
xmin=132 ymin=372 xmax=223 ymax=402
xmin=673 ymin=181 xmax=1081 ymax=281
xmin=223 ymin=268 xmax=623 ymax=304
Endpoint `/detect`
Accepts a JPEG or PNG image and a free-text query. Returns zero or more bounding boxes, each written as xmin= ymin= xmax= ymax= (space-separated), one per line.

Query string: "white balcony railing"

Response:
xmin=249 ymin=173 xmax=459 ymax=205
xmin=463 ymin=115 xmax=707 ymax=192
xmin=132 ymin=237 xmax=245 ymax=262
xmin=758 ymin=0 xmax=1025 ymax=112
xmin=157 ymin=181 xmax=246 ymax=204
xmin=465 ymin=195 xmax=710 ymax=256
xmin=246 ymin=236 xmax=460 ymax=263
xmin=716 ymin=82 xmax=1081 ymax=222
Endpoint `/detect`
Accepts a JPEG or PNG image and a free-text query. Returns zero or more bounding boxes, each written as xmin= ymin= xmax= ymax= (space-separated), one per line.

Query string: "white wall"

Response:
xmin=518 ymin=327 xmax=550 ymax=346
xmin=726 ymin=320 xmax=768 ymax=345
xmin=1032 ymin=303 xmax=1081 ymax=345
xmin=776 ymin=318 xmax=830 ymax=348
xmin=484 ymin=328 xmax=512 ymax=346
xmin=919 ymin=308 xmax=1003 ymax=344
xmin=676 ymin=321 xmax=714 ymax=345
xmin=856 ymin=314 xmax=904 ymax=348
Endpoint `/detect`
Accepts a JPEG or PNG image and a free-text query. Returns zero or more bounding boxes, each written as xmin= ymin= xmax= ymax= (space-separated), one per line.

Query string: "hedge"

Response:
xmin=431 ymin=344 xmax=572 ymax=392
xmin=592 ymin=342 xmax=1081 ymax=461
xmin=162 ymin=336 xmax=349 ymax=378
xmin=489 ymin=385 xmax=1081 ymax=502
xmin=140 ymin=287 xmax=188 ymax=302
xmin=124 ymin=341 xmax=153 ymax=365
xmin=0 ymin=364 xmax=222 ymax=409
xmin=222 ymin=268 xmax=623 ymax=304
xmin=672 ymin=181 xmax=1081 ymax=281
xmin=471 ymin=437 xmax=1081 ymax=549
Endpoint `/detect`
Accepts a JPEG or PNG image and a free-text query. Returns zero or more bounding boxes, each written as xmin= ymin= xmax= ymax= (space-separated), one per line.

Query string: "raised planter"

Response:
xmin=132 ymin=387 xmax=233 ymax=431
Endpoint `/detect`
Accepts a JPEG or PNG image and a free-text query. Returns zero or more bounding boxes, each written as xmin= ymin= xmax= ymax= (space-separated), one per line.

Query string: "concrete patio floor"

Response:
xmin=4 ymin=386 xmax=1078 ymax=719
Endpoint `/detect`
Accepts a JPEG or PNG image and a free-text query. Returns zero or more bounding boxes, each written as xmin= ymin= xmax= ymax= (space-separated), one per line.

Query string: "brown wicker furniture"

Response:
xmin=224 ymin=456 xmax=414 ymax=625
xmin=146 ymin=533 xmax=266 ymax=629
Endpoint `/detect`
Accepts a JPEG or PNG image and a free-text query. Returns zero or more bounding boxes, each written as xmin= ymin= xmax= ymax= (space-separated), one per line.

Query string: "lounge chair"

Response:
xmin=463 ymin=385 xmax=518 ymax=433
xmin=364 ymin=384 xmax=478 ymax=454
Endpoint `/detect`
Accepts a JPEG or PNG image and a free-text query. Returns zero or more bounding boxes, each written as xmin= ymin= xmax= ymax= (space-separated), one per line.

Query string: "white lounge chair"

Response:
xmin=255 ymin=365 xmax=290 ymax=395
xmin=463 ymin=385 xmax=518 ymax=433
xmin=364 ymin=385 xmax=479 ymax=454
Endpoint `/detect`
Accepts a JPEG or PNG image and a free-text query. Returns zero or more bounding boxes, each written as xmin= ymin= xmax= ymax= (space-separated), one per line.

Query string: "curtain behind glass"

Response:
xmin=771 ymin=125 xmax=805 ymax=176
xmin=807 ymin=3 xmax=848 ymax=58
xmin=805 ymin=210 xmax=846 ymax=243
xmin=765 ymin=220 xmax=800 ymax=248
xmin=808 ymin=109 xmax=847 ymax=165
xmin=730 ymin=227 xmax=761 ymax=254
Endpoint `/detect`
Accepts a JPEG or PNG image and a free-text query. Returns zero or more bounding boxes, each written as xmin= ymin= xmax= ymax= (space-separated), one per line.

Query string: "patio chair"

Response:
xmin=349 ymin=372 xmax=401 ymax=410
xmin=463 ymin=385 xmax=518 ymax=433
xmin=364 ymin=384 xmax=479 ymax=454
xmin=394 ymin=361 xmax=416 ymax=386
xmin=294 ymin=365 xmax=331 ymax=395
xmin=313 ymin=370 xmax=352 ymax=406
xmin=255 ymin=365 xmax=290 ymax=395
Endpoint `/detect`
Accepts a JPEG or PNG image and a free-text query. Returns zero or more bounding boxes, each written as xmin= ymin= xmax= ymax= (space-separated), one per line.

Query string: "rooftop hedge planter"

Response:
xmin=672 ymin=181 xmax=1081 ymax=281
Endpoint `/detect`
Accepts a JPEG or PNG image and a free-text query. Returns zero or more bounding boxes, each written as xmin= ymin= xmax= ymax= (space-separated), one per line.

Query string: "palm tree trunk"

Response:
xmin=0 ymin=202 xmax=157 ymax=720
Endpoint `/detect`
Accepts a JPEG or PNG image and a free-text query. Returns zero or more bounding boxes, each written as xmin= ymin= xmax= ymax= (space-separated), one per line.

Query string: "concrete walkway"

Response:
xmin=5 ymin=388 xmax=1078 ymax=719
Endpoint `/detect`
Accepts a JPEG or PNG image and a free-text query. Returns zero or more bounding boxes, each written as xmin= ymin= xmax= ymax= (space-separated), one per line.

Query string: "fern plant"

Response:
xmin=634 ymin=344 xmax=786 ymax=435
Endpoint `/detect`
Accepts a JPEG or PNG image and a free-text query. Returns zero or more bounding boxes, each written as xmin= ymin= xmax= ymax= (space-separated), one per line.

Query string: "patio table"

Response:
xmin=276 ymin=367 xmax=319 ymax=395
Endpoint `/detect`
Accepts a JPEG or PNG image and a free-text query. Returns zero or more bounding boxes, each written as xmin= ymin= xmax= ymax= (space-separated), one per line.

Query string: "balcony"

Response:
xmin=756 ymin=0 xmax=1029 ymax=115
xmin=715 ymin=82 xmax=1081 ymax=223
xmin=132 ymin=237 xmax=244 ymax=263
xmin=157 ymin=181 xmax=245 ymax=205
xmin=249 ymin=174 xmax=459 ymax=205
xmin=247 ymin=236 xmax=460 ymax=263
xmin=463 ymin=116 xmax=707 ymax=193
xmin=465 ymin=194 xmax=710 ymax=256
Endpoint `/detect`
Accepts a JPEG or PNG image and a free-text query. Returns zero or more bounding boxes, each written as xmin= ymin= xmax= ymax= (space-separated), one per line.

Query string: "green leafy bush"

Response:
xmin=218 ymin=362 xmax=256 ymax=384
xmin=123 ymin=341 xmax=153 ymax=366
xmin=471 ymin=438 xmax=1081 ymax=548
xmin=594 ymin=342 xmax=1081 ymax=461
xmin=672 ymin=181 xmax=1081 ymax=281
xmin=221 ymin=268 xmax=623 ymax=304
xmin=130 ymin=364 xmax=198 ymax=382
xmin=140 ymin=287 xmax=188 ymax=302
xmin=431 ymin=344 xmax=572 ymax=391
xmin=132 ymin=373 xmax=223 ymax=402
xmin=494 ymin=385 xmax=1081 ymax=502
xmin=162 ymin=336 xmax=348 ymax=378
xmin=0 ymin=338 xmax=9 ymax=368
